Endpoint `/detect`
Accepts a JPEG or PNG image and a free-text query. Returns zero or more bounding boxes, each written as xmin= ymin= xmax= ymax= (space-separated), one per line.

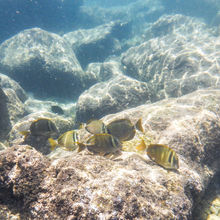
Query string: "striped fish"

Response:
xmin=49 ymin=130 xmax=78 ymax=151
xmin=85 ymin=120 xmax=108 ymax=134
xmin=147 ymin=144 xmax=179 ymax=170
xmin=78 ymin=133 xmax=122 ymax=156
xmin=30 ymin=118 xmax=58 ymax=137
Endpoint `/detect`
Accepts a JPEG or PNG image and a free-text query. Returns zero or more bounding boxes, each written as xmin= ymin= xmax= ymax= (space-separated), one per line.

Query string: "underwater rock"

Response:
xmin=3 ymin=88 xmax=27 ymax=125
xmin=144 ymin=14 xmax=208 ymax=40
xmin=102 ymin=88 xmax=220 ymax=172
xmin=0 ymin=74 xmax=28 ymax=125
xmin=63 ymin=21 xmax=129 ymax=68
xmin=0 ymin=28 xmax=93 ymax=100
xmin=0 ymin=142 xmax=7 ymax=151
xmin=75 ymin=74 xmax=152 ymax=123
xmin=0 ymin=73 xmax=27 ymax=102
xmin=121 ymin=14 xmax=220 ymax=102
xmin=85 ymin=60 xmax=124 ymax=83
xmin=0 ymin=145 xmax=50 ymax=219
xmin=192 ymin=172 xmax=220 ymax=220
xmin=80 ymin=0 xmax=163 ymax=32
xmin=24 ymin=98 xmax=76 ymax=118
xmin=0 ymin=89 xmax=220 ymax=219
xmin=99 ymin=60 xmax=124 ymax=81
xmin=85 ymin=62 xmax=102 ymax=83
xmin=0 ymin=87 xmax=11 ymax=141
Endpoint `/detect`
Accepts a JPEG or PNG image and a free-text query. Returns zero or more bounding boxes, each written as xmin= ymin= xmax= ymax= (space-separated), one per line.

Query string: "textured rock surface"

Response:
xmin=63 ymin=21 xmax=130 ymax=68
xmin=0 ymin=73 xmax=28 ymax=125
xmin=121 ymin=14 xmax=220 ymax=101
xmin=24 ymin=98 xmax=77 ymax=118
xmin=0 ymin=73 xmax=27 ymax=103
xmin=101 ymin=88 xmax=220 ymax=172
xmin=75 ymin=74 xmax=152 ymax=123
xmin=0 ymin=89 xmax=220 ymax=219
xmin=85 ymin=60 xmax=124 ymax=83
xmin=0 ymin=87 xmax=11 ymax=141
xmin=144 ymin=14 xmax=208 ymax=40
xmin=80 ymin=0 xmax=163 ymax=30
xmin=0 ymin=145 xmax=50 ymax=219
xmin=3 ymin=88 xmax=27 ymax=125
xmin=0 ymin=28 xmax=93 ymax=100
xmin=192 ymin=172 xmax=220 ymax=220
xmin=0 ymin=142 xmax=7 ymax=151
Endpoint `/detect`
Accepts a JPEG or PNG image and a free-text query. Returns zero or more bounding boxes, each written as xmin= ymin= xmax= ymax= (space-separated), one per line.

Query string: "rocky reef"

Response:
xmin=0 ymin=7 xmax=220 ymax=219
xmin=121 ymin=14 xmax=220 ymax=101
xmin=0 ymin=28 xmax=95 ymax=100
xmin=63 ymin=21 xmax=131 ymax=69
xmin=1 ymin=89 xmax=220 ymax=219
xmin=75 ymin=74 xmax=152 ymax=123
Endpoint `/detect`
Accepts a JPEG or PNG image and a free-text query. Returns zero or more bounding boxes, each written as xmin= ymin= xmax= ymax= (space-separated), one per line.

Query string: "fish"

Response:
xmin=85 ymin=119 xmax=108 ymax=134
xmin=106 ymin=118 xmax=144 ymax=142
xmin=20 ymin=118 xmax=58 ymax=138
xmin=30 ymin=118 xmax=58 ymax=137
xmin=48 ymin=130 xmax=78 ymax=151
xmin=136 ymin=138 xmax=147 ymax=151
xmin=147 ymin=144 xmax=179 ymax=170
xmin=78 ymin=133 xmax=122 ymax=156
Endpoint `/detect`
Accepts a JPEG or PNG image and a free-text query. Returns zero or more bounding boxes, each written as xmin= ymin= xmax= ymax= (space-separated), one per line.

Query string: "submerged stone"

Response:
xmin=75 ymin=74 xmax=152 ymax=123
xmin=0 ymin=28 xmax=94 ymax=100
xmin=0 ymin=89 xmax=220 ymax=219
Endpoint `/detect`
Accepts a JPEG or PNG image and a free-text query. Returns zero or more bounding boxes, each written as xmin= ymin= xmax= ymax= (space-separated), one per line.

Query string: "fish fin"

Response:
xmin=77 ymin=142 xmax=86 ymax=153
xmin=136 ymin=139 xmax=147 ymax=151
xmin=20 ymin=131 xmax=30 ymax=138
xmin=79 ymin=123 xmax=86 ymax=130
xmin=48 ymin=138 xmax=58 ymax=151
xmin=121 ymin=145 xmax=127 ymax=151
xmin=99 ymin=152 xmax=107 ymax=157
xmin=135 ymin=118 xmax=144 ymax=133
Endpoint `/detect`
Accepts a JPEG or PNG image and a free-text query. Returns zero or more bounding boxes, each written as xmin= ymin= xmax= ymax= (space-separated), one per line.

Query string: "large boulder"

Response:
xmin=0 ymin=87 xmax=11 ymax=140
xmin=121 ymin=14 xmax=220 ymax=101
xmin=0 ymin=73 xmax=27 ymax=102
xmin=75 ymin=74 xmax=152 ymax=123
xmin=0 ymin=73 xmax=28 ymax=124
xmin=3 ymin=88 xmax=27 ymax=125
xmin=63 ymin=21 xmax=131 ymax=68
xmin=0 ymin=88 xmax=220 ymax=219
xmin=80 ymin=0 xmax=163 ymax=30
xmin=85 ymin=60 xmax=124 ymax=83
xmin=0 ymin=28 xmax=94 ymax=100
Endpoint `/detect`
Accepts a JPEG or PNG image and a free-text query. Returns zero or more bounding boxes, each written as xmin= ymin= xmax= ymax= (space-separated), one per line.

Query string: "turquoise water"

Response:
xmin=0 ymin=0 xmax=218 ymax=43
xmin=0 ymin=1 xmax=220 ymax=219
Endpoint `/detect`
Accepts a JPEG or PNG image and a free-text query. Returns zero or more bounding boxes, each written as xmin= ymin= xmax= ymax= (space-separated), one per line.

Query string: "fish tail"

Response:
xmin=20 ymin=130 xmax=30 ymax=138
xmin=136 ymin=139 xmax=147 ymax=151
xmin=77 ymin=142 xmax=86 ymax=153
xmin=135 ymin=118 xmax=144 ymax=133
xmin=48 ymin=138 xmax=58 ymax=151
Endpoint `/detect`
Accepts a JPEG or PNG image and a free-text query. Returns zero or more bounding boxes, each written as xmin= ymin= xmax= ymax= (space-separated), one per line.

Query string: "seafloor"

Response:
xmin=0 ymin=0 xmax=220 ymax=219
